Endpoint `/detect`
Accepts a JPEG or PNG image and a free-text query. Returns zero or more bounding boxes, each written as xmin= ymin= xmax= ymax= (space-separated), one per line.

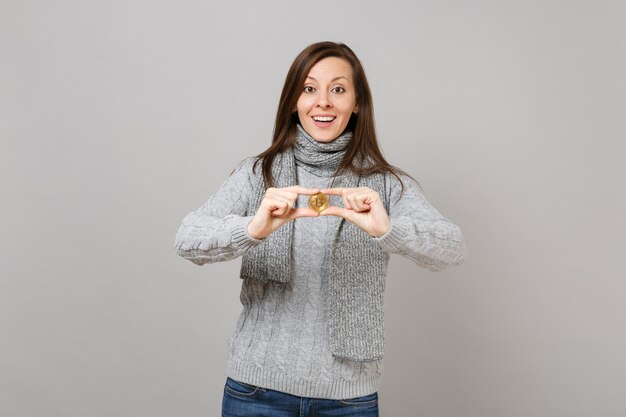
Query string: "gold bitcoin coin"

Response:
xmin=308 ymin=193 xmax=329 ymax=212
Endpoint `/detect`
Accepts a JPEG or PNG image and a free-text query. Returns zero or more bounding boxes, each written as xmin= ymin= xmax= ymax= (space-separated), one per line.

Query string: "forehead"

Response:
xmin=306 ymin=57 xmax=353 ymax=81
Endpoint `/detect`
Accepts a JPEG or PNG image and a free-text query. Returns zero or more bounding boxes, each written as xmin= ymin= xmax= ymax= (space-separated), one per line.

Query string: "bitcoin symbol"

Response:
xmin=308 ymin=193 xmax=329 ymax=212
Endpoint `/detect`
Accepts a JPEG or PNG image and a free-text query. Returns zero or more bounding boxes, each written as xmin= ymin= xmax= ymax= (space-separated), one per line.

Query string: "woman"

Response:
xmin=174 ymin=41 xmax=467 ymax=417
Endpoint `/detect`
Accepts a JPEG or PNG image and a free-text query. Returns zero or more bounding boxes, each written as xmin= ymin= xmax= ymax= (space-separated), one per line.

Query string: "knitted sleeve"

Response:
xmin=174 ymin=157 xmax=264 ymax=265
xmin=372 ymin=173 xmax=468 ymax=271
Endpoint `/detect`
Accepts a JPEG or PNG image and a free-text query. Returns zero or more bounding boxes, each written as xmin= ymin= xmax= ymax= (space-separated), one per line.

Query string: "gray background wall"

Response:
xmin=2 ymin=1 xmax=625 ymax=416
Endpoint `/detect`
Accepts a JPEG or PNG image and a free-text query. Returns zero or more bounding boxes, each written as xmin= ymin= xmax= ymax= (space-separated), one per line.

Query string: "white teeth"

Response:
xmin=313 ymin=116 xmax=335 ymax=122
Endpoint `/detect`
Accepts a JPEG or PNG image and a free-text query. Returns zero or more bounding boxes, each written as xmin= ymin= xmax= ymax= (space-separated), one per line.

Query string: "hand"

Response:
xmin=247 ymin=186 xmax=321 ymax=239
xmin=319 ymin=187 xmax=390 ymax=237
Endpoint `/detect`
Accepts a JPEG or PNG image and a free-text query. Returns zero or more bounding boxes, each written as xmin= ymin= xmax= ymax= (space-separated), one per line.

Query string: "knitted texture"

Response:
xmin=239 ymin=150 xmax=295 ymax=283
xmin=174 ymin=127 xmax=468 ymax=397
xmin=240 ymin=124 xmax=388 ymax=361
xmin=331 ymin=219 xmax=387 ymax=361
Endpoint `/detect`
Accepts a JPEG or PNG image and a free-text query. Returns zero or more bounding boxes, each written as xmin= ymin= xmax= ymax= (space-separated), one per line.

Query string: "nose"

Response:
xmin=316 ymin=90 xmax=332 ymax=108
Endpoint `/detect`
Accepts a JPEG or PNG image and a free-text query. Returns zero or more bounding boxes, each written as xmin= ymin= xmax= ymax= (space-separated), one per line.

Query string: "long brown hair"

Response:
xmin=253 ymin=41 xmax=417 ymax=196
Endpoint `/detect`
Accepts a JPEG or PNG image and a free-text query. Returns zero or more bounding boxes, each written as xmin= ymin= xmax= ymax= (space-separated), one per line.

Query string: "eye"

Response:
xmin=332 ymin=86 xmax=345 ymax=93
xmin=303 ymin=86 xmax=316 ymax=93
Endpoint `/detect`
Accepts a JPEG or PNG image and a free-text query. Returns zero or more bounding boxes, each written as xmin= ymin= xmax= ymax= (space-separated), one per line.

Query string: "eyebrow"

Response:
xmin=306 ymin=76 xmax=349 ymax=82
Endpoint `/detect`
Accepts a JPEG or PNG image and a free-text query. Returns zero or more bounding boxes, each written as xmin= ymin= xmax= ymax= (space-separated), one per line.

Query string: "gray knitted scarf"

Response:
xmin=240 ymin=123 xmax=389 ymax=362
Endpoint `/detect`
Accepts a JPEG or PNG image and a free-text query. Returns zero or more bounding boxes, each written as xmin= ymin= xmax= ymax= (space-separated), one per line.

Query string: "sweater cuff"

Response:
xmin=371 ymin=217 xmax=411 ymax=253
xmin=230 ymin=216 xmax=264 ymax=252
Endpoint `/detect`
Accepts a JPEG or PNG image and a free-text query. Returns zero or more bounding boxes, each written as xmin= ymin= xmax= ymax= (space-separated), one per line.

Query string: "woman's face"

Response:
xmin=296 ymin=57 xmax=358 ymax=143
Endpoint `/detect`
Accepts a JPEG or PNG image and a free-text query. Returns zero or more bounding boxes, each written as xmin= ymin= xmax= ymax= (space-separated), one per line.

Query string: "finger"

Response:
xmin=268 ymin=198 xmax=294 ymax=216
xmin=271 ymin=206 xmax=289 ymax=217
xmin=283 ymin=186 xmax=320 ymax=195
xmin=264 ymin=195 xmax=292 ymax=209
xmin=350 ymin=193 xmax=372 ymax=212
xmin=321 ymin=187 xmax=359 ymax=209
xmin=343 ymin=197 xmax=353 ymax=210
xmin=352 ymin=201 xmax=371 ymax=212
xmin=320 ymin=187 xmax=345 ymax=196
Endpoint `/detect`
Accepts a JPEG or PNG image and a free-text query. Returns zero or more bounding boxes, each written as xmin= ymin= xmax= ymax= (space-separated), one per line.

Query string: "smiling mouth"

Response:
xmin=311 ymin=116 xmax=336 ymax=127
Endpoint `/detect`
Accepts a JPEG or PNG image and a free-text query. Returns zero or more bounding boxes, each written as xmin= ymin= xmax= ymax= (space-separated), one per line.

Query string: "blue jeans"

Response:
xmin=222 ymin=377 xmax=379 ymax=417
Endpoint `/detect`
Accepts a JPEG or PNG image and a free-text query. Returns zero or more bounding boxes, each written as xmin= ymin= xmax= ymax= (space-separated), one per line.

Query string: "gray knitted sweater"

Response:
xmin=174 ymin=156 xmax=467 ymax=399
